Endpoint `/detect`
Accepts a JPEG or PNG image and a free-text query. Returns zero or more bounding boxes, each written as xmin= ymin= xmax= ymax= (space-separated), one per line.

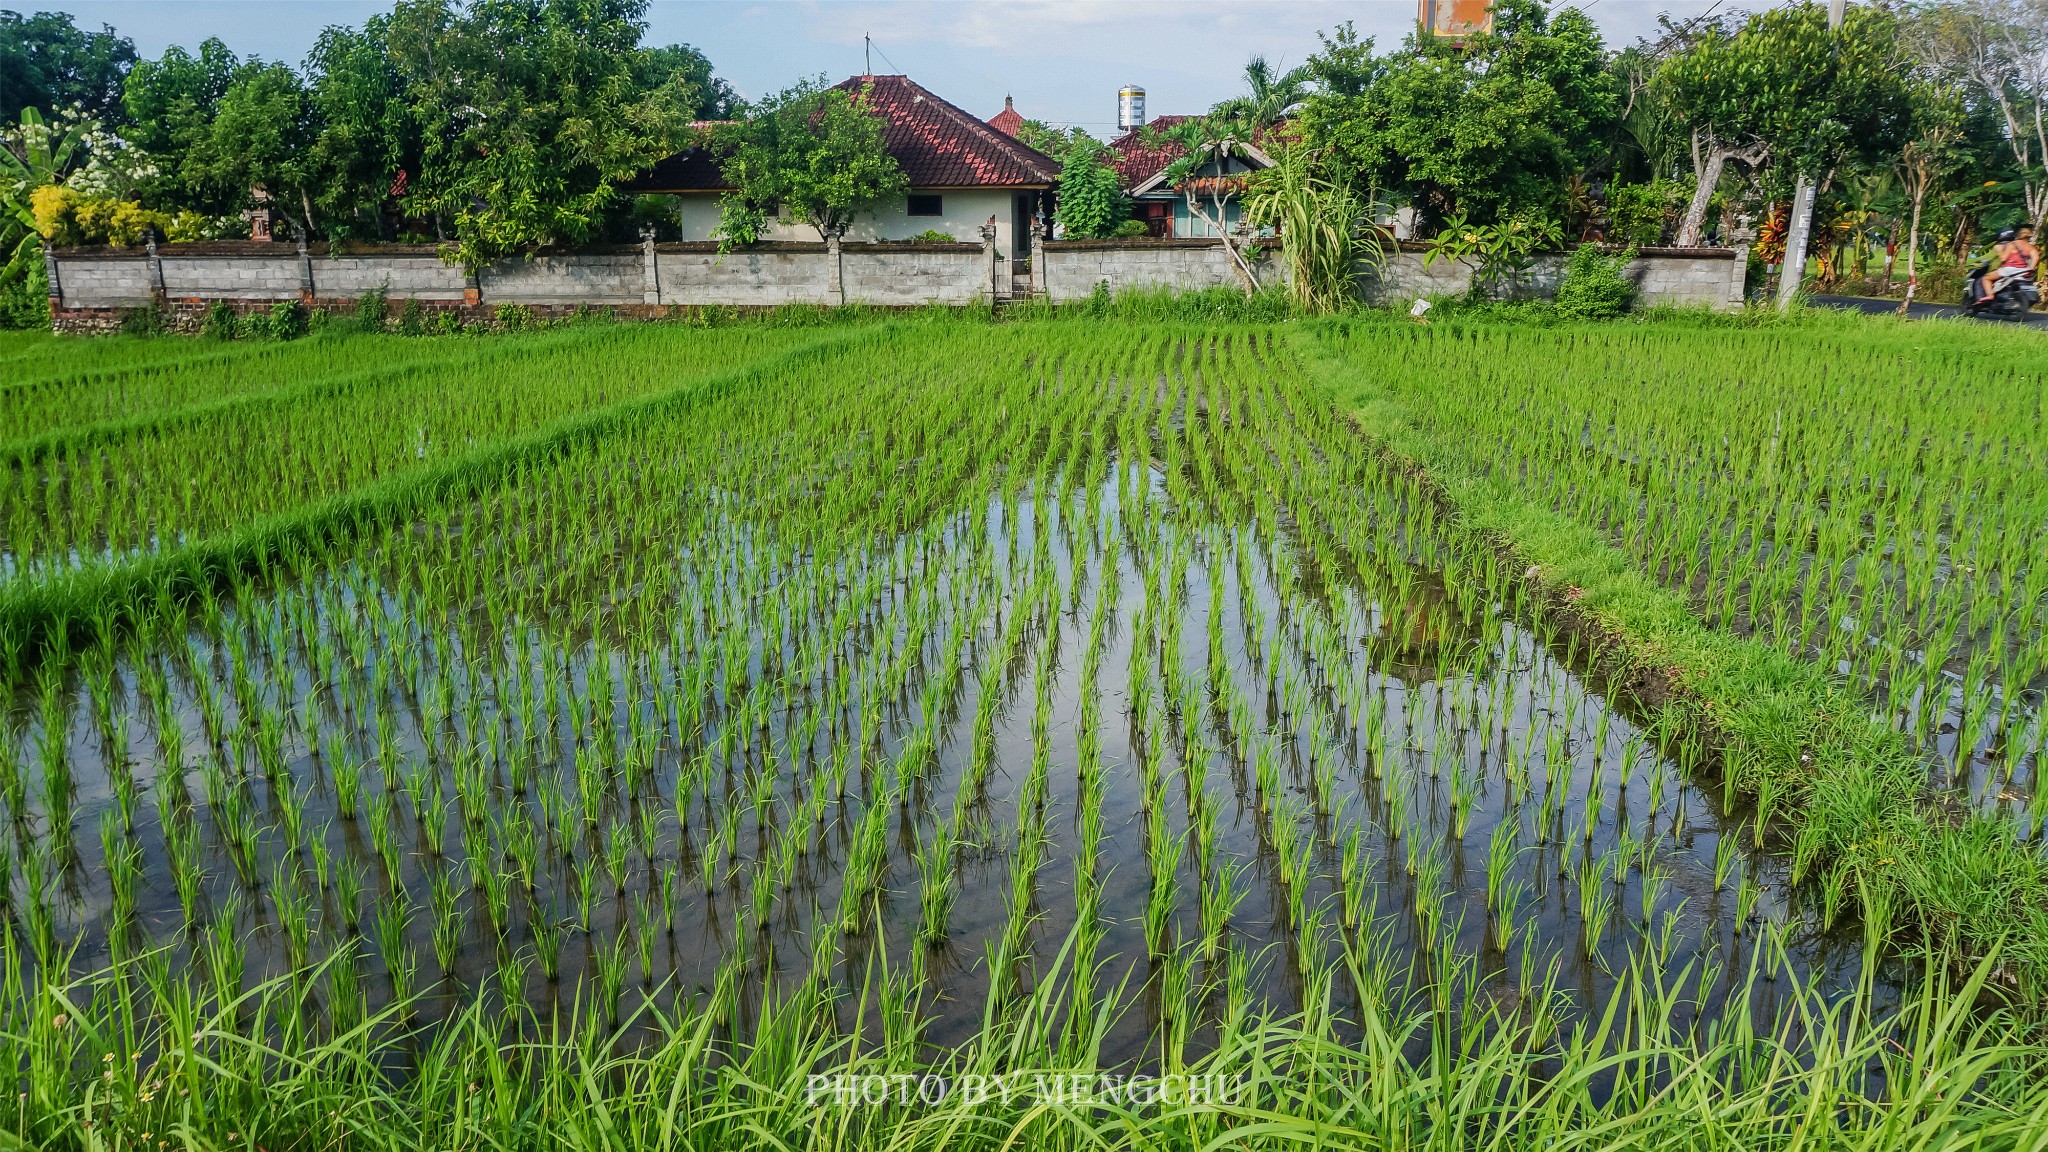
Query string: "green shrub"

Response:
xmin=118 ymin=305 xmax=164 ymax=336
xmin=398 ymin=297 xmax=426 ymax=336
xmin=1554 ymin=245 xmax=1637 ymax=320
xmin=355 ymin=287 xmax=389 ymax=333
xmin=493 ymin=302 xmax=533 ymax=331
xmin=903 ymin=229 xmax=956 ymax=244
xmin=1111 ymin=219 xmax=1148 ymax=238
xmin=0 ymin=248 xmax=50 ymax=330
xmin=201 ymin=300 xmax=237 ymax=339
xmin=1606 ymin=180 xmax=1685 ymax=246
xmin=1053 ymin=141 xmax=1130 ymax=239
xmin=265 ymin=299 xmax=308 ymax=340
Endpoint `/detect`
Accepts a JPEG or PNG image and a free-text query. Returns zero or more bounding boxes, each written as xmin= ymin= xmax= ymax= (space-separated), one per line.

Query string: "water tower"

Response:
xmin=1117 ymin=85 xmax=1146 ymax=133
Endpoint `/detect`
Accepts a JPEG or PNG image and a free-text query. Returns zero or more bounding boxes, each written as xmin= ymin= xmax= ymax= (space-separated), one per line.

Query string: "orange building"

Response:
xmin=1419 ymin=0 xmax=1492 ymax=40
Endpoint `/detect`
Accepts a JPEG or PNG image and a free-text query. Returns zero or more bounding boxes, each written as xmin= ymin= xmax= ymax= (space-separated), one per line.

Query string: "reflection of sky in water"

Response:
xmin=19 ymin=449 xmax=1895 ymax=1069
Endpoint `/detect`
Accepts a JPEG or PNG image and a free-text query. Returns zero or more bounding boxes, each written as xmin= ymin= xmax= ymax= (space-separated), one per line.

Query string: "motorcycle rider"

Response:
xmin=1979 ymin=226 xmax=2039 ymax=304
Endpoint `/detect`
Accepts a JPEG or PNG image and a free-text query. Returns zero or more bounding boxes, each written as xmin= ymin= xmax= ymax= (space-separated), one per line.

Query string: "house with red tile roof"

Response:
xmin=624 ymin=75 xmax=1057 ymax=265
xmin=1107 ymin=116 xmax=1275 ymax=239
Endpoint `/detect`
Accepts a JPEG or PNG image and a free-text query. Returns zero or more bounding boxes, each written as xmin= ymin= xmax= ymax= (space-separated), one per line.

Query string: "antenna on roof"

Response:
xmin=865 ymin=36 xmax=872 ymax=77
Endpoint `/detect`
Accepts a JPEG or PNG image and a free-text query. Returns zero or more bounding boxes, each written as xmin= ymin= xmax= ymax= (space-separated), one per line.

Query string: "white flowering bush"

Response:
xmin=2 ymin=105 xmax=155 ymax=199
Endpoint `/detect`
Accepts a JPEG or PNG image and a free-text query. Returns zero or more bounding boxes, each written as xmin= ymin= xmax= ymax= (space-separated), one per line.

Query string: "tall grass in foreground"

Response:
xmin=11 ymin=926 xmax=2043 ymax=1150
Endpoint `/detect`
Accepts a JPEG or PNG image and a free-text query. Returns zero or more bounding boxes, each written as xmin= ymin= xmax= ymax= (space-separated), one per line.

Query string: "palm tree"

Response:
xmin=1211 ymin=56 xmax=1311 ymax=133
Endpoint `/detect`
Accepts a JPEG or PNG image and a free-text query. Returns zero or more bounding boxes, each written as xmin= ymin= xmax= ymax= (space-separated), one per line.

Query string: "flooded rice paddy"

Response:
xmin=9 ymin=328 xmax=1893 ymax=1066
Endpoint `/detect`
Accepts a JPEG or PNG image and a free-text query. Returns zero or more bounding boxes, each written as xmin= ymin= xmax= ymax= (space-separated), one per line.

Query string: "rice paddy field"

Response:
xmin=0 ymin=312 xmax=2045 ymax=1149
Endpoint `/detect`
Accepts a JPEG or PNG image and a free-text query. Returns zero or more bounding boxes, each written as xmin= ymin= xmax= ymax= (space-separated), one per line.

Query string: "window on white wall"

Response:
xmin=907 ymin=195 xmax=943 ymax=216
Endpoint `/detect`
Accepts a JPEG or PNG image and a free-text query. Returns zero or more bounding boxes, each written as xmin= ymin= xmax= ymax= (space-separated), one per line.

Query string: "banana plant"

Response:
xmin=2 ymin=108 xmax=95 ymax=297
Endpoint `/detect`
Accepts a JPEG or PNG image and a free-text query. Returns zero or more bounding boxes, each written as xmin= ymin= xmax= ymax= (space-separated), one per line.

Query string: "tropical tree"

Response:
xmin=633 ymin=43 xmax=739 ymax=121
xmin=1656 ymin=2 xmax=1911 ymax=250
xmin=710 ymin=78 xmax=905 ymax=248
xmin=1895 ymin=79 xmax=1970 ymax=304
xmin=187 ymin=63 xmax=319 ymax=237
xmin=1650 ymin=21 xmax=1773 ymax=245
xmin=0 ymin=10 xmax=136 ymax=123
xmin=1298 ymin=0 xmax=1615 ymax=228
xmin=1213 ymin=56 xmax=1311 ymax=134
xmin=387 ymin=0 xmax=696 ymax=267
xmin=1910 ymin=0 xmax=2048 ymax=231
xmin=1052 ymin=138 xmax=1127 ymax=239
xmin=119 ymin=38 xmax=244 ymax=215
xmin=1156 ymin=115 xmax=1268 ymax=292
xmin=303 ymin=16 xmax=417 ymax=241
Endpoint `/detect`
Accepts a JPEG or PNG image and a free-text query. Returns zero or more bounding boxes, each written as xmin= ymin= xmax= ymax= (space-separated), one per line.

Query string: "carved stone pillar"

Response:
xmin=145 ymin=233 xmax=166 ymax=303
xmin=1029 ymin=219 xmax=1048 ymax=299
xmin=825 ymin=228 xmax=845 ymax=307
xmin=641 ymin=226 xmax=660 ymax=306
xmin=979 ymin=217 xmax=999 ymax=304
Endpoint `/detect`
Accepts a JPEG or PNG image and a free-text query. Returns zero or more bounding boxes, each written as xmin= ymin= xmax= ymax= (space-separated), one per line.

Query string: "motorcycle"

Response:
xmin=1965 ymin=265 xmax=2040 ymax=321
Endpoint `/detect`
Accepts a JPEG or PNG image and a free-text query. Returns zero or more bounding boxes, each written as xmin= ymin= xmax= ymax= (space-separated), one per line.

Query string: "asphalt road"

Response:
xmin=1808 ymin=293 xmax=2048 ymax=327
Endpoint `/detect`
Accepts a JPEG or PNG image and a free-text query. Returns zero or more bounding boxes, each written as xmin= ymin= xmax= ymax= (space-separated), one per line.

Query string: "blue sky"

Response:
xmin=40 ymin=1 xmax=1747 ymax=134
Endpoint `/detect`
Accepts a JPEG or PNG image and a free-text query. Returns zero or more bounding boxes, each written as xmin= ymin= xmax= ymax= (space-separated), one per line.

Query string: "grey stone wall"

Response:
xmin=1361 ymin=243 xmax=1746 ymax=310
xmin=314 ymin=254 xmax=468 ymax=299
xmin=47 ymin=237 xmax=1749 ymax=330
xmin=48 ymin=255 xmax=153 ymax=308
xmin=48 ymin=240 xmax=995 ymax=318
xmin=1039 ymin=239 xmax=1285 ymax=303
xmin=484 ymin=253 xmax=641 ymax=304
xmin=652 ymin=244 xmax=833 ymax=307
xmin=842 ymin=244 xmax=988 ymax=306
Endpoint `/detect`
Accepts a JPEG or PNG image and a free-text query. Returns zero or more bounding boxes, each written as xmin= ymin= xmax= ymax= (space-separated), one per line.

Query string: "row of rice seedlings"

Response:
xmin=1318 ymin=323 xmax=2045 ymax=808
xmin=0 ymin=324 xmax=829 ymax=578
xmin=0 ymin=331 xmax=418 ymax=445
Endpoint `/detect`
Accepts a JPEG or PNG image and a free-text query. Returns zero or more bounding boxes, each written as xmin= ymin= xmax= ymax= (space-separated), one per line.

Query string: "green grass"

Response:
xmin=13 ymin=922 xmax=2045 ymax=1149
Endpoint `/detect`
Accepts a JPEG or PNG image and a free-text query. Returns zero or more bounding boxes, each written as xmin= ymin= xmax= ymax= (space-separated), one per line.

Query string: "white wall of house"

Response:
xmin=672 ymin=189 xmax=1028 ymax=262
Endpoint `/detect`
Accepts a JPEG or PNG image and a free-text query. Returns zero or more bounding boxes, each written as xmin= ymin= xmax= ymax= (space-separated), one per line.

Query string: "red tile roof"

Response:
xmin=989 ymin=96 xmax=1024 ymax=138
xmin=625 ymin=76 xmax=1055 ymax=193
xmin=836 ymin=76 xmax=1055 ymax=187
xmin=1109 ymin=117 xmax=1294 ymax=194
xmin=1108 ymin=115 xmax=1195 ymax=191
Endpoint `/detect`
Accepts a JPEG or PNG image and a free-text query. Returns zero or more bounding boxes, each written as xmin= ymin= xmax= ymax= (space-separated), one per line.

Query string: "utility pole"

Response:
xmin=1776 ymin=0 xmax=1847 ymax=310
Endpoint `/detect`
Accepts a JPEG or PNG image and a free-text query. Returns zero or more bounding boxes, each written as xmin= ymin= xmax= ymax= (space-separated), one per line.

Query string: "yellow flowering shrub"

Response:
xmin=31 ymin=185 xmax=177 ymax=247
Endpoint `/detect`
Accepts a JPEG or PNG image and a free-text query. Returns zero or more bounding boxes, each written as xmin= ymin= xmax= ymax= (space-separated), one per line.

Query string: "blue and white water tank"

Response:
xmin=1117 ymin=85 xmax=1146 ymax=133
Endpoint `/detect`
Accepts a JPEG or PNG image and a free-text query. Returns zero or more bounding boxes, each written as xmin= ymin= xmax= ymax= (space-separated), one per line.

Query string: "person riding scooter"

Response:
xmin=1975 ymin=227 xmax=2038 ymax=304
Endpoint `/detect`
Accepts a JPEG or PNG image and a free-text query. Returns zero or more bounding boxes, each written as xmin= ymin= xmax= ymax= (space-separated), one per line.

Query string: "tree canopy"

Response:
xmin=0 ymin=10 xmax=134 ymax=123
xmin=709 ymin=79 xmax=905 ymax=247
xmin=3 ymin=0 xmax=2045 ymax=302
xmin=1295 ymin=0 xmax=1616 ymax=226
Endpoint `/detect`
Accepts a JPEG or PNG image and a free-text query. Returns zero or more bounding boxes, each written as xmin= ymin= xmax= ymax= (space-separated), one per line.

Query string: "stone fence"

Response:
xmin=1363 ymin=241 xmax=1747 ymax=310
xmin=44 ymin=231 xmax=1746 ymax=332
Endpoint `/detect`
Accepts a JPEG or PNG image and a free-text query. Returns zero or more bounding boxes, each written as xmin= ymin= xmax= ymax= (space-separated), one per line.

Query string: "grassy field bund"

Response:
xmin=0 ymin=310 xmax=2043 ymax=1150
